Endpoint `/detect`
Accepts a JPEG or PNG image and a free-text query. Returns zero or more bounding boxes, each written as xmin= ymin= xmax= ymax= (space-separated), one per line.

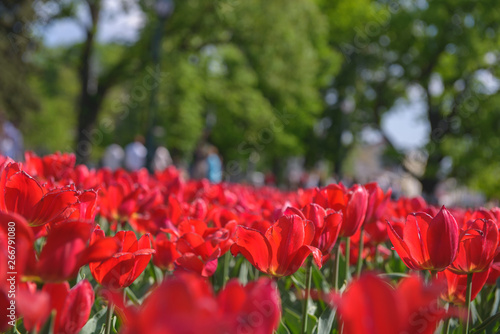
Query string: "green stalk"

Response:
xmin=356 ymin=225 xmax=365 ymax=278
xmin=333 ymin=242 xmax=340 ymax=290
xmin=464 ymin=273 xmax=473 ymax=334
xmin=149 ymin=262 xmax=159 ymax=284
xmin=301 ymin=257 xmax=313 ymax=334
xmin=443 ymin=317 xmax=450 ymax=334
xmin=490 ymin=287 xmax=500 ymax=317
xmin=345 ymin=237 xmax=351 ymax=282
xmin=105 ymin=303 xmax=115 ymax=334
xmin=222 ymin=251 xmax=230 ymax=288
xmin=125 ymin=287 xmax=140 ymax=305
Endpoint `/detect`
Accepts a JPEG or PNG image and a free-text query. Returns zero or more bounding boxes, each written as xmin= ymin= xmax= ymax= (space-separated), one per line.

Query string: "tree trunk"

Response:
xmin=75 ymin=0 xmax=100 ymax=164
xmin=420 ymin=151 xmax=442 ymax=203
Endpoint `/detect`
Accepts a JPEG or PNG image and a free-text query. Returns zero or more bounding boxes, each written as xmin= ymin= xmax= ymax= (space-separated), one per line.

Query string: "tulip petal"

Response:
xmin=4 ymin=171 xmax=45 ymax=216
xmin=266 ymin=215 xmax=308 ymax=273
xmin=231 ymin=226 xmax=272 ymax=274
xmin=78 ymin=237 xmax=122 ymax=266
xmin=427 ymin=206 xmax=459 ymax=270
xmin=404 ymin=214 xmax=431 ymax=268
xmin=387 ymin=221 xmax=421 ymax=270
xmin=58 ymin=280 xmax=95 ymax=334
xmin=286 ymin=245 xmax=323 ymax=275
xmin=37 ymin=221 xmax=93 ymax=281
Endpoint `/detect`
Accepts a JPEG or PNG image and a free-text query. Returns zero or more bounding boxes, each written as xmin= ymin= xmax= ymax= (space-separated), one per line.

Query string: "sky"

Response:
xmin=39 ymin=0 xmax=430 ymax=151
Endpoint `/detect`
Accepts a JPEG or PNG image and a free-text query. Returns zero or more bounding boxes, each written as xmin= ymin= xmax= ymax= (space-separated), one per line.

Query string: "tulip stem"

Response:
xmin=149 ymin=262 xmax=159 ymax=284
xmin=374 ymin=245 xmax=380 ymax=268
xmin=464 ymin=273 xmax=473 ymax=334
xmin=222 ymin=251 xmax=230 ymax=288
xmin=301 ymin=257 xmax=313 ymax=334
xmin=356 ymin=225 xmax=365 ymax=278
xmin=345 ymin=237 xmax=351 ymax=282
xmin=333 ymin=242 xmax=340 ymax=290
xmin=443 ymin=317 xmax=450 ymax=334
xmin=105 ymin=303 xmax=114 ymax=334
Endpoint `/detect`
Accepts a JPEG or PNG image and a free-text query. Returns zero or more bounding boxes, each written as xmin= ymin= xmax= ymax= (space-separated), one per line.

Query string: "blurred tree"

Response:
xmin=0 ymin=0 xmax=39 ymax=123
xmin=72 ymin=0 xmax=150 ymax=164
xmin=107 ymin=0 xmax=339 ymax=180
xmin=314 ymin=0 xmax=500 ymax=199
xmin=24 ymin=47 xmax=78 ymax=153
xmin=34 ymin=0 xmax=337 ymax=173
xmin=307 ymin=0 xmax=376 ymax=177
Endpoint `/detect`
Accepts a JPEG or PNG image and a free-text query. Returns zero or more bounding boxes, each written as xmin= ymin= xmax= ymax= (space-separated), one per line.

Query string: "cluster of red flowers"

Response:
xmin=1 ymin=152 xmax=499 ymax=333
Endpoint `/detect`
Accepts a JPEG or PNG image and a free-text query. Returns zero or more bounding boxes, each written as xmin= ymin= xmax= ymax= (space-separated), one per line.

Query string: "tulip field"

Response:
xmin=2 ymin=152 xmax=500 ymax=334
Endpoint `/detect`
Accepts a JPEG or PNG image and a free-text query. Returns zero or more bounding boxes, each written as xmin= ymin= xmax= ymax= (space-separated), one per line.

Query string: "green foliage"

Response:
xmin=6 ymin=0 xmax=500 ymax=198
xmin=309 ymin=0 xmax=500 ymax=196
xmin=24 ymin=47 xmax=78 ymax=153
xmin=0 ymin=0 xmax=39 ymax=123
xmin=94 ymin=0 xmax=340 ymax=167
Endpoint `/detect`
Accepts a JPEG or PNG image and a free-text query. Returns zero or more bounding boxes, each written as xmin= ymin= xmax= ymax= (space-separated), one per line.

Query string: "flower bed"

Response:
xmin=1 ymin=152 xmax=499 ymax=333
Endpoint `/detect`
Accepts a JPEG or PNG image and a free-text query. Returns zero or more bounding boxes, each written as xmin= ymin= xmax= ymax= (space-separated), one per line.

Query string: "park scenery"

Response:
xmin=3 ymin=0 xmax=500 ymax=333
xmin=1 ymin=152 xmax=500 ymax=334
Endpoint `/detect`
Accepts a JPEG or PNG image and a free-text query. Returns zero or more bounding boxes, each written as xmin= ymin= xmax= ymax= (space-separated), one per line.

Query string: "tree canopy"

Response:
xmin=3 ymin=0 xmax=500 ymax=198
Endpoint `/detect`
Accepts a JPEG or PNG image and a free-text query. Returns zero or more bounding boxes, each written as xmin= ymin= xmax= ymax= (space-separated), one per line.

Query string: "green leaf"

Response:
xmin=238 ymin=259 xmax=249 ymax=285
xmin=79 ymin=307 xmax=108 ymax=334
xmin=77 ymin=269 xmax=84 ymax=283
xmin=470 ymin=311 xmax=500 ymax=333
xmin=307 ymin=314 xmax=319 ymax=333
xmin=283 ymin=307 xmax=302 ymax=334
xmin=311 ymin=264 xmax=328 ymax=310
xmin=378 ymin=272 xmax=411 ymax=279
xmin=291 ymin=267 xmax=307 ymax=290
xmin=313 ymin=307 xmax=336 ymax=334
xmin=277 ymin=318 xmax=292 ymax=334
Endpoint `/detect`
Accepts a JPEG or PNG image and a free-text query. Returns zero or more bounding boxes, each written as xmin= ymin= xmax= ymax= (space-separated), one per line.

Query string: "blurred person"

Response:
xmin=124 ymin=135 xmax=147 ymax=171
xmin=191 ymin=144 xmax=208 ymax=180
xmin=207 ymin=145 xmax=222 ymax=183
xmin=304 ymin=169 xmax=320 ymax=189
xmin=152 ymin=145 xmax=173 ymax=171
xmin=0 ymin=112 xmax=23 ymax=161
xmin=102 ymin=143 xmax=124 ymax=170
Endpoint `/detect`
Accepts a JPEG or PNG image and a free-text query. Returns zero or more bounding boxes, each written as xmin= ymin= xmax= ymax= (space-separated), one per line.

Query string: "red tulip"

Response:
xmin=396 ymin=275 xmax=450 ymax=334
xmin=387 ymin=196 xmax=427 ymax=222
xmin=463 ymin=208 xmax=497 ymax=227
xmin=171 ymin=219 xmax=236 ymax=277
xmin=32 ymin=221 xmax=120 ymax=282
xmin=24 ymin=151 xmax=76 ymax=182
xmin=217 ymin=278 xmax=281 ymax=334
xmin=0 ymin=163 xmax=95 ymax=227
xmin=364 ymin=182 xmax=392 ymax=224
xmin=111 ymin=273 xmax=280 ymax=334
xmin=174 ymin=232 xmax=221 ymax=277
xmin=486 ymin=251 xmax=500 ymax=285
xmin=387 ymin=206 xmax=459 ymax=271
xmin=17 ymin=280 xmax=94 ymax=334
xmin=313 ymin=184 xmax=368 ymax=237
xmin=0 ymin=212 xmax=35 ymax=282
xmin=450 ymin=218 xmax=498 ymax=274
xmin=438 ymin=269 xmax=489 ymax=305
xmin=328 ymin=274 xmax=450 ymax=334
xmin=231 ymin=215 xmax=322 ymax=277
xmin=152 ymin=233 xmax=180 ymax=271
xmin=285 ymin=203 xmax=342 ymax=263
xmin=89 ymin=228 xmax=155 ymax=289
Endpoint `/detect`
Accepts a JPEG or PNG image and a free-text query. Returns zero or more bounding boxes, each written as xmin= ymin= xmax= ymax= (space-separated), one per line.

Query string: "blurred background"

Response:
xmin=1 ymin=0 xmax=500 ymax=205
